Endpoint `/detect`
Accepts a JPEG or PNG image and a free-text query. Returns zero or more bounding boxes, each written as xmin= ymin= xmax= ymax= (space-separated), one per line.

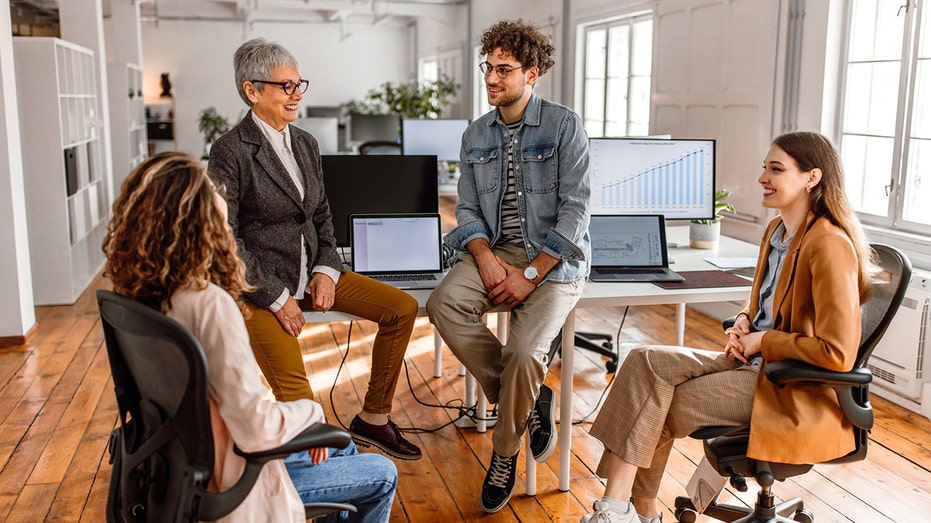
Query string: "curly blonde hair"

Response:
xmin=103 ymin=152 xmax=253 ymax=314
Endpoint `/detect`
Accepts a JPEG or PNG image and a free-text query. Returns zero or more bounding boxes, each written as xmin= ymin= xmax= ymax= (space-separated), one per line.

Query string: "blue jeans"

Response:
xmin=283 ymin=441 xmax=397 ymax=523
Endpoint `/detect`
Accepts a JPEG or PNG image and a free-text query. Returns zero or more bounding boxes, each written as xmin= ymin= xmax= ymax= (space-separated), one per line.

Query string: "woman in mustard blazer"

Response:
xmin=579 ymin=132 xmax=876 ymax=523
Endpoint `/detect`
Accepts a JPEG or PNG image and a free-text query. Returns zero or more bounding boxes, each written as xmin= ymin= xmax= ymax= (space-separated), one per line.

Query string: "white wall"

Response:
xmin=140 ymin=20 xmax=415 ymax=156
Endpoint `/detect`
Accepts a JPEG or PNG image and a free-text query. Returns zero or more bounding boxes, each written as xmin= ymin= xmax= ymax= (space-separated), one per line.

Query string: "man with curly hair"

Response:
xmin=427 ymin=19 xmax=591 ymax=512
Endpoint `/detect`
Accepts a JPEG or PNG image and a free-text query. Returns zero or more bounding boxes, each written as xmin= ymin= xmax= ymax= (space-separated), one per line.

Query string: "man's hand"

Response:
xmin=307 ymin=447 xmax=328 ymax=465
xmin=308 ymin=273 xmax=336 ymax=312
xmin=488 ymin=257 xmax=536 ymax=308
xmin=273 ymin=296 xmax=305 ymax=337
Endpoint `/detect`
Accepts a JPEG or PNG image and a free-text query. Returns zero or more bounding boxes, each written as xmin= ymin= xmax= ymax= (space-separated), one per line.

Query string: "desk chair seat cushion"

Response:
xmin=166 ymin=285 xmax=328 ymax=522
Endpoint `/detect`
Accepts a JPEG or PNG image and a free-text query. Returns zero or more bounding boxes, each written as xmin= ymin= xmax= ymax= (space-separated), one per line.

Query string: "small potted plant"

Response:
xmin=198 ymin=107 xmax=231 ymax=160
xmin=689 ymin=189 xmax=736 ymax=249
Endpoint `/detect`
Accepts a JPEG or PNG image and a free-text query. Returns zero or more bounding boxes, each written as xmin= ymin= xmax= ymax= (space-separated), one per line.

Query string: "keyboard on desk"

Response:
xmin=594 ymin=268 xmax=666 ymax=275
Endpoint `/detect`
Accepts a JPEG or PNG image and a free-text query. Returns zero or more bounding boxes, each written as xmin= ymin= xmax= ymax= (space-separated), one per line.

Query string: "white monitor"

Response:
xmin=293 ymin=117 xmax=339 ymax=155
xmin=589 ymin=137 xmax=716 ymax=220
xmin=401 ymin=118 xmax=469 ymax=162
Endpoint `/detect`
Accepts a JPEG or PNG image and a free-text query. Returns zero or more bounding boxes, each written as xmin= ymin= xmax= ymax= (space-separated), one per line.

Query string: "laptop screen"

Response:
xmin=590 ymin=214 xmax=669 ymax=268
xmin=351 ymin=214 xmax=443 ymax=274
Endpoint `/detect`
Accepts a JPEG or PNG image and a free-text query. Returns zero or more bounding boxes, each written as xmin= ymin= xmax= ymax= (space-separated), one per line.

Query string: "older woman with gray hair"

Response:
xmin=208 ymin=37 xmax=423 ymax=469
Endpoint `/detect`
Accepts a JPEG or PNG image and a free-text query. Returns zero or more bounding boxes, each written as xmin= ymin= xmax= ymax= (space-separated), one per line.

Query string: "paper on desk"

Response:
xmin=705 ymin=257 xmax=757 ymax=269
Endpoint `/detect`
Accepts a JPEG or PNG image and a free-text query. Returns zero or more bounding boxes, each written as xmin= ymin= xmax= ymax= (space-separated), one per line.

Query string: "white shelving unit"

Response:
xmin=13 ymin=37 xmax=108 ymax=305
xmin=108 ymin=62 xmax=147 ymax=192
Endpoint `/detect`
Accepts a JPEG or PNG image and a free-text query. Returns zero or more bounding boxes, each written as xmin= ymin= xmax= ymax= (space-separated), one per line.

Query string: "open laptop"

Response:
xmin=350 ymin=213 xmax=446 ymax=289
xmin=588 ymin=214 xmax=685 ymax=282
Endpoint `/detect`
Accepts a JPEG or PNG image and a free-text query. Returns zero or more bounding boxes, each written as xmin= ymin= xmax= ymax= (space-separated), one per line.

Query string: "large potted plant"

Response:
xmin=343 ymin=74 xmax=459 ymax=119
xmin=689 ymin=189 xmax=736 ymax=249
xmin=197 ymin=107 xmax=231 ymax=160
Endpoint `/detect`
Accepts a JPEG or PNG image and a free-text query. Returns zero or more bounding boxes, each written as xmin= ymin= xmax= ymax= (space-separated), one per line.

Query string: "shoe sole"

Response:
xmin=532 ymin=387 xmax=558 ymax=462
xmin=481 ymin=489 xmax=513 ymax=513
xmin=350 ymin=432 xmax=423 ymax=461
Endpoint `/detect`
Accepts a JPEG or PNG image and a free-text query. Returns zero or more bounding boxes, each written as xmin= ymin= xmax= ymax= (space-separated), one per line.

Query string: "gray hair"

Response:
xmin=233 ymin=38 xmax=300 ymax=107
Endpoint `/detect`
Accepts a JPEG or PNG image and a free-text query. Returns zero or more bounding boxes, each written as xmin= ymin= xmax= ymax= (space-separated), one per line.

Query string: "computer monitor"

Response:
xmin=401 ymin=118 xmax=469 ymax=162
xmin=589 ymin=137 xmax=716 ymax=220
xmin=321 ymin=154 xmax=439 ymax=246
xmin=305 ymin=105 xmax=344 ymax=120
xmin=292 ymin=117 xmax=339 ymax=155
xmin=349 ymin=113 xmax=400 ymax=143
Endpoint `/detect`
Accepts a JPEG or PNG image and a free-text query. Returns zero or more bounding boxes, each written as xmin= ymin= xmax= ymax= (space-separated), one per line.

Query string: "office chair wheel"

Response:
xmin=674 ymin=507 xmax=698 ymax=523
xmin=793 ymin=509 xmax=814 ymax=523
xmin=605 ymin=358 xmax=618 ymax=373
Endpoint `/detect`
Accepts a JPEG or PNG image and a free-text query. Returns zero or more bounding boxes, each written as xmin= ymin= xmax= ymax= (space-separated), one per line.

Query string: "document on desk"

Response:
xmin=705 ymin=257 xmax=757 ymax=269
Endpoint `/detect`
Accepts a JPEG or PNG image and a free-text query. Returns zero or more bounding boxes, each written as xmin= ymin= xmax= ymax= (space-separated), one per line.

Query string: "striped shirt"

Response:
xmin=499 ymin=120 xmax=524 ymax=244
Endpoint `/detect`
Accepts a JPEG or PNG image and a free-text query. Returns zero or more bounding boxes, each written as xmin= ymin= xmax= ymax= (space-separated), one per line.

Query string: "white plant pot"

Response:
xmin=689 ymin=220 xmax=721 ymax=249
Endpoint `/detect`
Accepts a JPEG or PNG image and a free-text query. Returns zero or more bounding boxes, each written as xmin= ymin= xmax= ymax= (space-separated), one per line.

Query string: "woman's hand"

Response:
xmin=273 ymin=296 xmax=305 ymax=337
xmin=308 ymin=273 xmax=336 ymax=312
xmin=308 ymin=447 xmax=328 ymax=465
xmin=724 ymin=330 xmax=764 ymax=364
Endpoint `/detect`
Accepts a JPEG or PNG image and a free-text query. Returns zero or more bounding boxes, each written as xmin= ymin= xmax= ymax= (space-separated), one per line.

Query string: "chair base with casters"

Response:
xmin=547 ymin=328 xmax=618 ymax=372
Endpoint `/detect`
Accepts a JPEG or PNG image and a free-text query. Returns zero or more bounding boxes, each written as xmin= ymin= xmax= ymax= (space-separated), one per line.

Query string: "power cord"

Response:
xmin=569 ymin=306 xmax=629 ymax=425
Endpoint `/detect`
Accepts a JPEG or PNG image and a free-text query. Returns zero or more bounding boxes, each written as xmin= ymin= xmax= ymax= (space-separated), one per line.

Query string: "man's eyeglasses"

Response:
xmin=478 ymin=61 xmax=525 ymax=79
xmin=250 ymin=79 xmax=309 ymax=95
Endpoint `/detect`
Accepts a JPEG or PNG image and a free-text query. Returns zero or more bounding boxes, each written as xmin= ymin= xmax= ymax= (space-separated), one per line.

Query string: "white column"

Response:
xmin=109 ymin=0 xmax=144 ymax=66
xmin=59 ymin=0 xmax=116 ymax=206
xmin=0 ymin=1 xmax=37 ymax=343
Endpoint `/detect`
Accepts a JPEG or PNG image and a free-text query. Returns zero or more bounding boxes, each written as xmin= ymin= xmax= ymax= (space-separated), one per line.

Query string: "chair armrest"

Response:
xmin=722 ymin=316 xmax=736 ymax=330
xmin=765 ymin=360 xmax=872 ymax=388
xmin=234 ymin=422 xmax=352 ymax=461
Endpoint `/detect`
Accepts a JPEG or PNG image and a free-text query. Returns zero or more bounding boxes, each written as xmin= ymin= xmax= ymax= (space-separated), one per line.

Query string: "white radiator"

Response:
xmin=868 ymin=268 xmax=931 ymax=410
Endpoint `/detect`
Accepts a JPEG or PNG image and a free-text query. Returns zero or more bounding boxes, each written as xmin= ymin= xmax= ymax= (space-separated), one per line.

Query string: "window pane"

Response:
xmin=842 ymin=135 xmax=893 ymax=217
xmin=848 ymin=0 xmax=904 ymax=61
xmin=607 ymin=25 xmax=630 ymax=80
xmin=630 ymin=20 xmax=653 ymax=76
xmin=585 ymin=117 xmax=605 ymax=138
xmin=912 ymin=59 xmax=931 ymax=138
xmin=842 ymin=62 xmax=900 ymax=136
xmin=903 ymin=138 xmax=931 ymax=224
xmin=586 ymin=29 xmax=607 ymax=79
xmin=629 ymin=76 xmax=651 ymax=129
xmin=604 ymin=77 xmax=627 ymax=136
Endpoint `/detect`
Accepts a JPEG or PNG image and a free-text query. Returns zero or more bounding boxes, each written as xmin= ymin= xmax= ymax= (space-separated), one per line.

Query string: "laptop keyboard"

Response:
xmin=594 ymin=268 xmax=666 ymax=275
xmin=369 ymin=273 xmax=438 ymax=282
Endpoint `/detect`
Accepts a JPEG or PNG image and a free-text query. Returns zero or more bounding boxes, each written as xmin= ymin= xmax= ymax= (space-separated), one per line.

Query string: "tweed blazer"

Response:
xmin=208 ymin=114 xmax=343 ymax=309
xmin=742 ymin=212 xmax=866 ymax=464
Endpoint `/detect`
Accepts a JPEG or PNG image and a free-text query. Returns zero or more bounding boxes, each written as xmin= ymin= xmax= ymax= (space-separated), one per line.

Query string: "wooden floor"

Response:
xmin=3 ymin=272 xmax=931 ymax=522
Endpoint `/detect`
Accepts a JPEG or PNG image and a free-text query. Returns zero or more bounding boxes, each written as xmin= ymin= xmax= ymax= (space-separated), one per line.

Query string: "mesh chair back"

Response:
xmin=98 ymin=290 xmax=214 ymax=522
xmin=855 ymin=244 xmax=912 ymax=369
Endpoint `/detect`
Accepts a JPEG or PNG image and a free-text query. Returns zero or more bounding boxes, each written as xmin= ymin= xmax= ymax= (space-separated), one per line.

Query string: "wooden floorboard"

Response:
xmin=2 ymin=272 xmax=931 ymax=522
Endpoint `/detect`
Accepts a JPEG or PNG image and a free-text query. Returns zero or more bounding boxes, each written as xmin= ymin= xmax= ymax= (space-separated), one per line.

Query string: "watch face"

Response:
xmin=524 ymin=266 xmax=539 ymax=280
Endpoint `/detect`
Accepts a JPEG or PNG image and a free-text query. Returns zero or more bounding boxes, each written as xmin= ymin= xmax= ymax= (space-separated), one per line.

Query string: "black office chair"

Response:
xmin=97 ymin=290 xmax=356 ymax=522
xmin=548 ymin=328 xmax=618 ymax=372
xmin=358 ymin=140 xmax=402 ymax=155
xmin=674 ymin=243 xmax=911 ymax=523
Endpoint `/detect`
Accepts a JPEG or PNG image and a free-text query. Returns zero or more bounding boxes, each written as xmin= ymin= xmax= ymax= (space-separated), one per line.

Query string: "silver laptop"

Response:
xmin=350 ymin=213 xmax=445 ymax=289
xmin=588 ymin=214 xmax=685 ymax=282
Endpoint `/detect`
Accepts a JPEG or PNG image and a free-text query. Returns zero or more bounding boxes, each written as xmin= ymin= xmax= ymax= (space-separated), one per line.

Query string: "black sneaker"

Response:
xmin=528 ymin=383 xmax=556 ymax=462
xmin=481 ymin=451 xmax=518 ymax=513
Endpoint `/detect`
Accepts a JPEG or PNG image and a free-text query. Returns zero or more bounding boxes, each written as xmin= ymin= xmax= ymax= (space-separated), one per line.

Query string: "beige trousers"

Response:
xmin=426 ymin=243 xmax=584 ymax=456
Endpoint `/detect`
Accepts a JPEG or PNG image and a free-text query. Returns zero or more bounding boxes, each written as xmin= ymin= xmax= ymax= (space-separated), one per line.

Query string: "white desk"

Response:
xmin=305 ymin=226 xmax=759 ymax=494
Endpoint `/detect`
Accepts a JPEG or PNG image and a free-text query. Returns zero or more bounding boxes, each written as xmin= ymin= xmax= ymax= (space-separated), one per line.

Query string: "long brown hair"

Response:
xmin=772 ymin=132 xmax=876 ymax=299
xmin=103 ymin=152 xmax=253 ymax=313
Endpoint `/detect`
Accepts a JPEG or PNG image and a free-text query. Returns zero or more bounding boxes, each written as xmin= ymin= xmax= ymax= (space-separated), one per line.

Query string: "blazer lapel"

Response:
xmin=241 ymin=115 xmax=303 ymax=209
xmin=290 ymin=132 xmax=316 ymax=208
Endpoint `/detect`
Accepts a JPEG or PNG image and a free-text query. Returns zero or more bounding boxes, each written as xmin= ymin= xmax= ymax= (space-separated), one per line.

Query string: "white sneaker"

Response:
xmin=580 ymin=501 xmax=640 ymax=523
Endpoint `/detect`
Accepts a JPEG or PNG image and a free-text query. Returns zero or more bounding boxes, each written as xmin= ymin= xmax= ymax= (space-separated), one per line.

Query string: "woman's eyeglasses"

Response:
xmin=250 ymin=79 xmax=309 ymax=95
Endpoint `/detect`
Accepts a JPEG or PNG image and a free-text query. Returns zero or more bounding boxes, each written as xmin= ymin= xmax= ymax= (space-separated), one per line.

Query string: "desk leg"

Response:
xmin=559 ymin=308 xmax=575 ymax=492
xmin=676 ymin=303 xmax=686 ymax=346
xmin=433 ymin=328 xmax=443 ymax=378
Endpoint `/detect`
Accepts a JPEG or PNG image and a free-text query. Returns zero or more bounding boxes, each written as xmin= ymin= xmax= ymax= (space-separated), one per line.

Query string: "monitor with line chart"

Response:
xmin=589 ymin=137 xmax=716 ymax=220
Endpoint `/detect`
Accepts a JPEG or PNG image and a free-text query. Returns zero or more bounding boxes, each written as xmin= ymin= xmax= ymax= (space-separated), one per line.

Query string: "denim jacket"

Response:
xmin=445 ymin=93 xmax=592 ymax=283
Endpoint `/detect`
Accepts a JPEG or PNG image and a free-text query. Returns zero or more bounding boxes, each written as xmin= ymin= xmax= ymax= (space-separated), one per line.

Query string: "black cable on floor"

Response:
xmin=570 ymin=305 xmax=629 ymax=425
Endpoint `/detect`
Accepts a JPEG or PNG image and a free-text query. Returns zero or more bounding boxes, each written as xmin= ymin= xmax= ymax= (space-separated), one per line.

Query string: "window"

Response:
xmin=579 ymin=14 xmax=653 ymax=138
xmin=839 ymin=1 xmax=931 ymax=233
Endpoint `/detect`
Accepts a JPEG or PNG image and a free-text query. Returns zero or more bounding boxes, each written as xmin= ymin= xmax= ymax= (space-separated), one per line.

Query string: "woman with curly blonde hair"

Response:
xmin=103 ymin=152 xmax=397 ymax=523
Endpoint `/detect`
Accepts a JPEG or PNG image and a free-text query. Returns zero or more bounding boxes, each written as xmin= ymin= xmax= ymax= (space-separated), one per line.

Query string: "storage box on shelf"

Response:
xmin=108 ymin=62 xmax=147 ymax=191
xmin=13 ymin=37 xmax=109 ymax=305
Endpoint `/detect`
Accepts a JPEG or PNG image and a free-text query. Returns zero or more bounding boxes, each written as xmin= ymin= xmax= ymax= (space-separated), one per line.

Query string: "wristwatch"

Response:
xmin=523 ymin=265 xmax=542 ymax=285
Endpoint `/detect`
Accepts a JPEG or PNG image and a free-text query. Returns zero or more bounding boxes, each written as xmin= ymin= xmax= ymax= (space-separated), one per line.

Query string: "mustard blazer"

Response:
xmin=208 ymin=114 xmax=343 ymax=309
xmin=743 ymin=212 xmax=867 ymax=464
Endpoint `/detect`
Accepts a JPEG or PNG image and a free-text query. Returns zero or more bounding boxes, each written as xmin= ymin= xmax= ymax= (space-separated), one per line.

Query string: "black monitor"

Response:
xmin=401 ymin=118 xmax=469 ymax=162
xmin=321 ymin=154 xmax=439 ymax=246
xmin=349 ymin=113 xmax=400 ymax=143
xmin=305 ymin=105 xmax=344 ymax=120
xmin=588 ymin=137 xmax=716 ymax=220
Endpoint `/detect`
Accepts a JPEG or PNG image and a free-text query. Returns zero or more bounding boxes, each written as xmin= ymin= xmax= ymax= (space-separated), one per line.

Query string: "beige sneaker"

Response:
xmin=580 ymin=501 xmax=640 ymax=523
